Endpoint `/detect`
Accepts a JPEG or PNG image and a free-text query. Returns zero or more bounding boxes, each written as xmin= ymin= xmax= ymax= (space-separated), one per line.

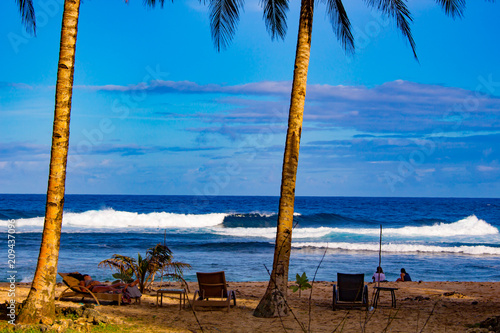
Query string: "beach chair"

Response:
xmin=57 ymin=273 xmax=122 ymax=306
xmin=192 ymin=271 xmax=236 ymax=311
xmin=332 ymin=273 xmax=369 ymax=310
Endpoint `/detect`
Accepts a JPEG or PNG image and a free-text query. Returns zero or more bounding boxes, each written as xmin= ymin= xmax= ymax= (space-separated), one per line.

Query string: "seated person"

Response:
xmin=372 ymin=266 xmax=387 ymax=282
xmin=80 ymin=274 xmax=139 ymax=293
xmin=396 ymin=268 xmax=412 ymax=282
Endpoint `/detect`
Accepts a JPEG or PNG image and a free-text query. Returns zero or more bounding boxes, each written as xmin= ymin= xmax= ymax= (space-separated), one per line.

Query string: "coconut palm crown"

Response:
xmin=99 ymin=243 xmax=191 ymax=293
xmin=144 ymin=0 xmax=288 ymax=51
xmin=209 ymin=0 xmax=474 ymax=58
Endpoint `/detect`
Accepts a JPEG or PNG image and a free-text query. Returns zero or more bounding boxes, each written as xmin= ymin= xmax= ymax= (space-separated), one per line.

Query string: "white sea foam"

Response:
xmin=300 ymin=215 xmax=497 ymax=238
xmin=282 ymin=215 xmax=497 ymax=238
xmin=21 ymin=275 xmax=34 ymax=283
xmin=4 ymin=212 xmax=497 ymax=242
xmin=235 ymin=211 xmax=300 ymax=217
xmin=212 ymin=227 xmax=333 ymax=239
xmin=10 ymin=209 xmax=227 ymax=231
xmin=253 ymin=212 xmax=275 ymax=218
xmin=211 ymin=215 xmax=498 ymax=239
xmin=292 ymin=242 xmax=500 ymax=255
xmin=382 ymin=215 xmax=498 ymax=237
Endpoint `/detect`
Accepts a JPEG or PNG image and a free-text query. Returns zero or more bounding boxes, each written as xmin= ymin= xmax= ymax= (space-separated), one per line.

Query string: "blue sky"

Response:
xmin=1 ymin=0 xmax=499 ymax=197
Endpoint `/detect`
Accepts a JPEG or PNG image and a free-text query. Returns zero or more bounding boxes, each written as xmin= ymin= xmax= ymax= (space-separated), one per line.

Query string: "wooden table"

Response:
xmin=373 ymin=287 xmax=398 ymax=308
xmin=156 ymin=289 xmax=187 ymax=310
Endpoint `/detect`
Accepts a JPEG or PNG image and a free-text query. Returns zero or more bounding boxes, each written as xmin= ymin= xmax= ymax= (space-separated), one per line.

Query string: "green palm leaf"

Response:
xmin=323 ymin=0 xmax=354 ymax=54
xmin=15 ymin=0 xmax=36 ymax=35
xmin=435 ymin=0 xmax=466 ymax=18
xmin=147 ymin=0 xmax=289 ymax=50
xmin=99 ymin=255 xmax=137 ymax=275
xmin=261 ymin=0 xmax=289 ymax=40
xmin=364 ymin=0 xmax=417 ymax=59
xmin=209 ymin=0 xmax=245 ymax=51
xmin=166 ymin=261 xmax=192 ymax=276
xmin=143 ymin=0 xmax=171 ymax=8
xmin=100 ymin=243 xmax=190 ymax=293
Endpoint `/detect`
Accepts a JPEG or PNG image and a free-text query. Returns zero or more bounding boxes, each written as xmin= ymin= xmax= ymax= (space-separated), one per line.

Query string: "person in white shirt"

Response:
xmin=372 ymin=266 xmax=387 ymax=282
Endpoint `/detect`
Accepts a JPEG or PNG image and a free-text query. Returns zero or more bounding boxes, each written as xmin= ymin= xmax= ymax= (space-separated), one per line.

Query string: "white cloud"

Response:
xmin=477 ymin=165 xmax=498 ymax=172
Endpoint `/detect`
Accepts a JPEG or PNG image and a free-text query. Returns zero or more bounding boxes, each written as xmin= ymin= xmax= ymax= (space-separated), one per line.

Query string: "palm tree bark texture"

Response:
xmin=18 ymin=0 xmax=81 ymax=324
xmin=253 ymin=0 xmax=314 ymax=318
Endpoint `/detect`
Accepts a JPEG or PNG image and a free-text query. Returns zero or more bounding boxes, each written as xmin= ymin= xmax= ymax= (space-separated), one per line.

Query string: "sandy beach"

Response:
xmin=2 ymin=280 xmax=499 ymax=332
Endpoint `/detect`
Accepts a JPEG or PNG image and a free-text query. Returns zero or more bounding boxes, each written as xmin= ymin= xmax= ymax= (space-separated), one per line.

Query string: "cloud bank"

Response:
xmin=81 ymin=79 xmax=500 ymax=135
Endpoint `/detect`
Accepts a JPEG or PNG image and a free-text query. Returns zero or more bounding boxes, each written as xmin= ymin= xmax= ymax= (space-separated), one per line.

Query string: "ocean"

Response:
xmin=1 ymin=194 xmax=499 ymax=283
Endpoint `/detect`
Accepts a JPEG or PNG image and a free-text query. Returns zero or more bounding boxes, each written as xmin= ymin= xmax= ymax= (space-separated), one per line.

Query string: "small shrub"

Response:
xmin=290 ymin=272 xmax=312 ymax=298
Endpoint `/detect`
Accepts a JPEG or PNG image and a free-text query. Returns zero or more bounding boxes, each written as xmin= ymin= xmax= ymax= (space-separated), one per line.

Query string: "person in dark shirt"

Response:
xmin=396 ymin=268 xmax=412 ymax=282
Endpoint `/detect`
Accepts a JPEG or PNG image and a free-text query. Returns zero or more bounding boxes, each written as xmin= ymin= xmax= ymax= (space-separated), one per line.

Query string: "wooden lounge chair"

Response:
xmin=332 ymin=273 xmax=369 ymax=310
xmin=192 ymin=271 xmax=236 ymax=311
xmin=57 ymin=273 xmax=122 ymax=306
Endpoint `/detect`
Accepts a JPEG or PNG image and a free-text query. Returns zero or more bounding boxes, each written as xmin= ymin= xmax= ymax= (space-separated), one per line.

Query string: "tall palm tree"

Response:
xmin=17 ymin=0 xmax=81 ymax=324
xmin=253 ymin=0 xmax=421 ymax=318
xmin=15 ymin=0 xmax=36 ymax=35
xmin=253 ymin=0 xmax=474 ymax=318
xmin=206 ymin=0 xmax=471 ymax=318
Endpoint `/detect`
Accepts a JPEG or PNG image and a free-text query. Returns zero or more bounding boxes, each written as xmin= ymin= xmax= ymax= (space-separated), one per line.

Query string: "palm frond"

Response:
xmin=165 ymin=261 xmax=192 ymax=277
xmin=434 ymin=0 xmax=466 ymax=19
xmin=209 ymin=0 xmax=245 ymax=51
xmin=112 ymin=271 xmax=134 ymax=283
xmin=98 ymin=255 xmax=136 ymax=268
xmin=143 ymin=0 xmax=170 ymax=8
xmin=137 ymin=254 xmax=152 ymax=277
xmin=101 ymin=244 xmax=190 ymax=293
xmin=147 ymin=244 xmax=173 ymax=261
xmin=260 ymin=0 xmax=289 ymax=40
xmin=15 ymin=0 xmax=36 ymax=35
xmin=364 ymin=0 xmax=417 ymax=60
xmin=98 ymin=255 xmax=137 ymax=275
xmin=323 ymin=0 xmax=354 ymax=54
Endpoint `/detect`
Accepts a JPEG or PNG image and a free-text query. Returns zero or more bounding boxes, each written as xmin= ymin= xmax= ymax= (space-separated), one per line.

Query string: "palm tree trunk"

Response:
xmin=18 ymin=0 xmax=80 ymax=324
xmin=253 ymin=0 xmax=314 ymax=318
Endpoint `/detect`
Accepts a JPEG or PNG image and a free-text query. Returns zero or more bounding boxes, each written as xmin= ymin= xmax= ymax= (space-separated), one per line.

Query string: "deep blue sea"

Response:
xmin=1 ymin=194 xmax=499 ymax=283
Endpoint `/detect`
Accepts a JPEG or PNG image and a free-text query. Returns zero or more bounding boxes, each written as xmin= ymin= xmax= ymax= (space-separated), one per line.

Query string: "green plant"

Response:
xmin=99 ymin=243 xmax=191 ymax=293
xmin=111 ymin=270 xmax=134 ymax=284
xmin=91 ymin=323 xmax=123 ymax=332
xmin=289 ymin=272 xmax=312 ymax=298
xmin=63 ymin=312 xmax=79 ymax=321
